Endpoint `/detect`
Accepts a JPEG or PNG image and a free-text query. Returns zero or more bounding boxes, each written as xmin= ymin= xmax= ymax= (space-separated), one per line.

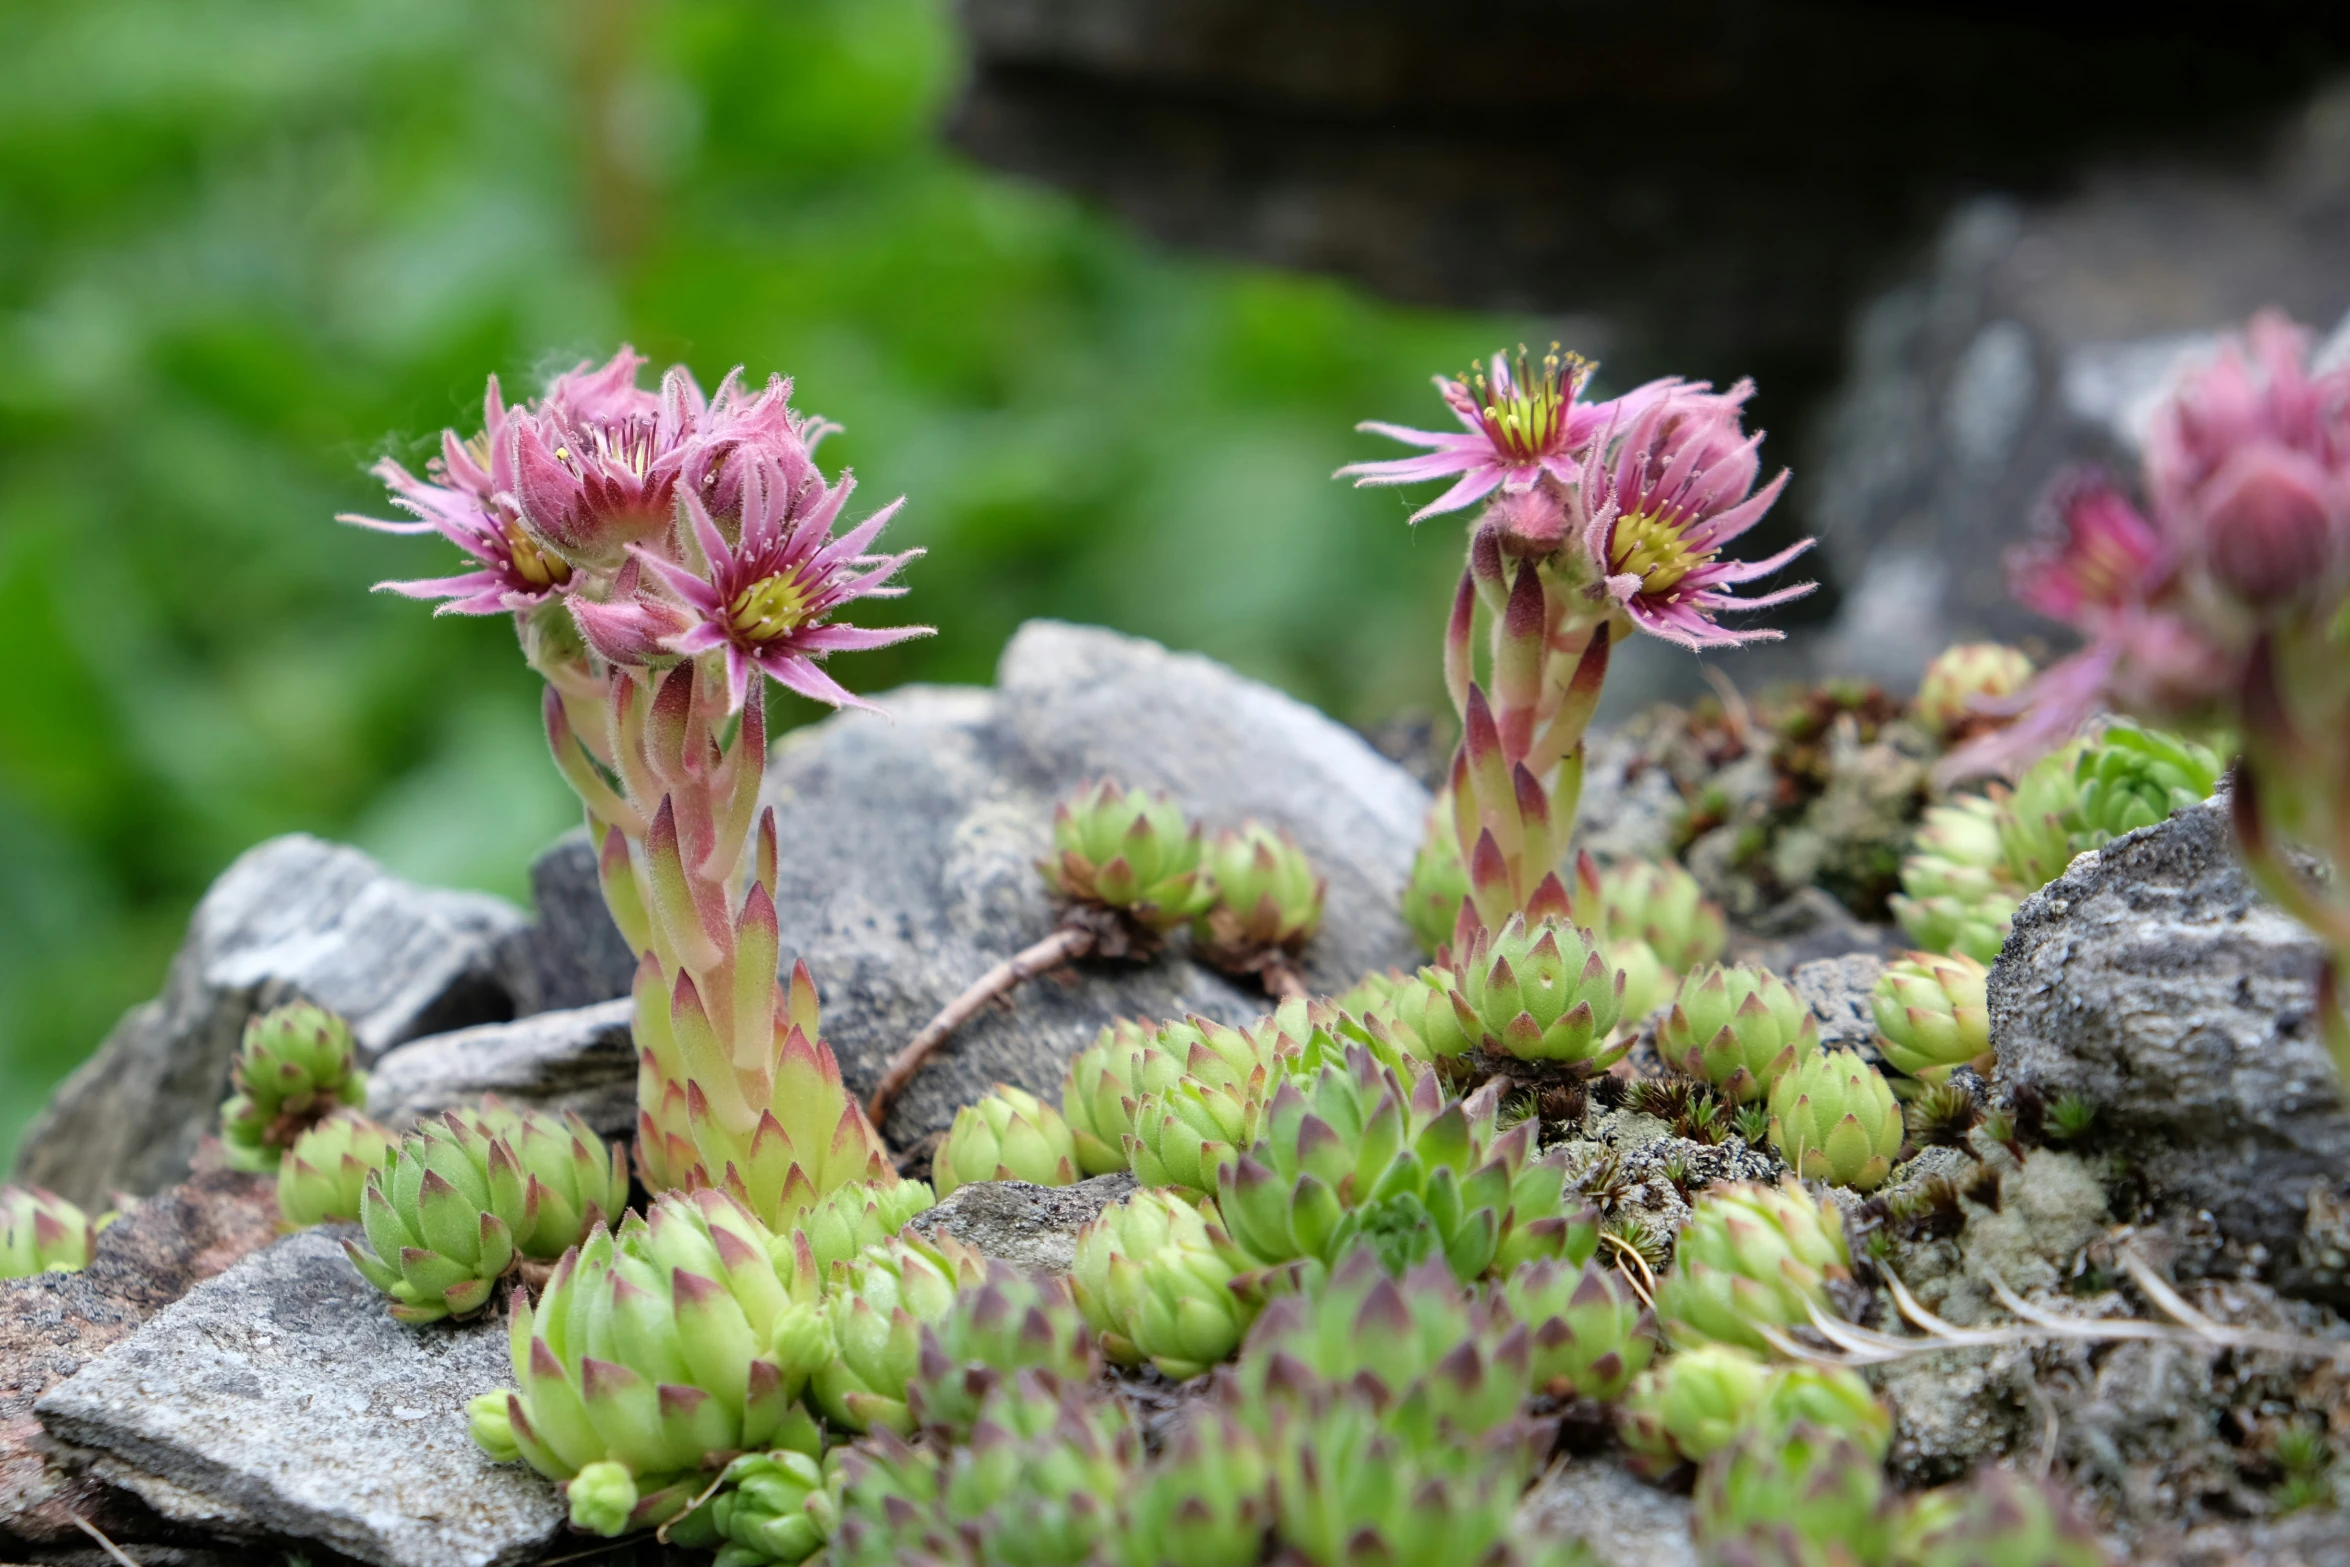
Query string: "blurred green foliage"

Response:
xmin=0 ymin=0 xmax=1523 ymax=1163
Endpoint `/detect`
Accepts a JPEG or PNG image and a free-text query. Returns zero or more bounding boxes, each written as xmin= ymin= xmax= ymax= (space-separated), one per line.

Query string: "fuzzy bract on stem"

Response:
xmin=1342 ymin=347 xmax=1811 ymax=942
xmin=347 ymin=349 xmax=929 ymax=1225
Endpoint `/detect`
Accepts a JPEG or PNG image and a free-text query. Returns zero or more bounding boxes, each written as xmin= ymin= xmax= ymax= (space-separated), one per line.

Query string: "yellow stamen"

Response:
xmin=729 ymin=573 xmax=813 ymax=642
xmin=1609 ymin=511 xmax=1715 ymax=595
xmin=503 ymin=520 xmax=573 ymax=590
xmin=1465 ymin=342 xmax=1588 ymax=463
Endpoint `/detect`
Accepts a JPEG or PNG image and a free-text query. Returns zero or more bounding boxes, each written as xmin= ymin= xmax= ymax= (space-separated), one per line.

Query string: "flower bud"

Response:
xmin=1659 ymin=964 xmax=1818 ymax=1106
xmin=1619 ymin=1342 xmax=1773 ymax=1468
xmin=0 ymin=1185 xmax=100 ymax=1277
xmin=1071 ymin=1189 xmax=1256 ymax=1380
xmin=1501 ymin=1258 xmax=1656 ymax=1401
xmin=1767 ymin=1051 xmax=1904 ymax=1191
xmin=1446 ymin=915 xmax=1627 ymax=1067
xmin=219 ymin=1002 xmax=368 ymax=1172
xmin=1913 ymin=643 xmax=2035 ymax=739
xmin=1039 ymin=778 xmax=1211 ymax=932
xmin=933 ymin=1084 xmax=1079 ymax=1196
xmin=1195 ymin=820 xmax=1326 ymax=962
xmin=278 ymin=1109 xmax=397 ymax=1228
xmin=1872 ymin=951 xmax=1992 ymax=1086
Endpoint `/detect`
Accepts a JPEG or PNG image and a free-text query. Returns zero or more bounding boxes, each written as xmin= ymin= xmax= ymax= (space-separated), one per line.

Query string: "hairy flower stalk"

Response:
xmin=1343 ymin=348 xmax=1809 ymax=942
xmin=350 ymin=350 xmax=925 ymax=1218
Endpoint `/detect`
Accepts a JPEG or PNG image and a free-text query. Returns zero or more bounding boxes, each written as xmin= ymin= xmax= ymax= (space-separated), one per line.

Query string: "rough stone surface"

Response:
xmin=1792 ymin=952 xmax=1889 ymax=1054
xmin=757 ymin=621 xmax=1427 ymax=1145
xmin=13 ymin=836 xmax=523 ymax=1210
xmin=364 ymin=998 xmax=637 ymax=1143
xmin=493 ymin=831 xmax=638 ymax=1019
xmin=34 ymin=1229 xmax=563 ymax=1567
xmin=1989 ymin=796 xmax=2348 ymax=1265
xmin=1515 ymin=1457 xmax=1696 ymax=1567
xmin=1721 ymin=888 xmax=1905 ymax=977
xmin=910 ymin=1174 xmax=1137 ymax=1275
xmin=0 ymin=1171 xmax=280 ymax=1548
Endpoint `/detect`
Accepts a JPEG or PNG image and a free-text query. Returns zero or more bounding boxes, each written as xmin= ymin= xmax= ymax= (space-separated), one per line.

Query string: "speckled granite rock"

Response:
xmin=34 ymin=1229 xmax=562 ymax=1567
xmin=1514 ymin=1457 xmax=1696 ymax=1567
xmin=364 ymin=998 xmax=636 ymax=1142
xmin=13 ymin=836 xmax=523 ymax=1209
xmin=910 ymin=1174 xmax=1137 ymax=1275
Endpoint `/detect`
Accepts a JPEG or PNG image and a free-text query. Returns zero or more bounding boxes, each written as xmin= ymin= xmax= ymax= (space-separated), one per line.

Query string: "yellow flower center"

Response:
xmin=503 ymin=519 xmax=573 ymax=590
xmin=1467 ymin=342 xmax=1587 ymax=463
xmin=1608 ymin=511 xmax=1715 ymax=594
xmin=729 ymin=573 xmax=813 ymax=642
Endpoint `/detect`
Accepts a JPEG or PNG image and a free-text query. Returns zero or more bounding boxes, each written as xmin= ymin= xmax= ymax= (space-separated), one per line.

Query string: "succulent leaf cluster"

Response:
xmin=908 ymin=1261 xmax=1096 ymax=1442
xmin=1693 ymin=1421 xmax=1894 ymax=1567
xmin=2070 ymin=724 xmax=2222 ymax=847
xmin=1653 ymin=1180 xmax=1853 ymax=1354
xmin=219 ymin=1002 xmax=368 ymax=1172
xmin=1039 ymin=778 xmax=1213 ymax=932
xmin=666 ymin=1447 xmax=836 ymax=1566
xmin=1568 ymin=851 xmax=1729 ymax=976
xmin=278 ymin=1109 xmax=398 ymax=1228
xmin=934 ymin=1085 xmax=1079 ymax=1195
xmin=1767 ymin=1050 xmax=1904 ymax=1191
xmin=811 ymin=1232 xmax=986 ymax=1434
xmin=1660 ymin=964 xmax=1820 ymax=1106
xmin=1403 ymin=798 xmax=1472 ymax=956
xmin=1195 ymin=820 xmax=1327 ymax=966
xmin=1265 ymin=1390 xmax=1528 ymax=1567
xmin=1111 ymin=1407 xmax=1273 ymax=1567
xmin=0 ymin=1184 xmax=101 ymax=1277
xmin=1335 ymin=966 xmax=1478 ymax=1064
xmin=1446 ymin=914 xmax=1628 ymax=1067
xmin=1071 ymin=1188 xmax=1257 ymax=1379
xmin=1501 ymin=1256 xmax=1657 ymax=1400
xmin=1871 ymin=951 xmax=1992 ymax=1085
xmin=1060 ymin=1019 xmax=1180 ymax=1176
xmin=1889 ymin=795 xmax=2022 ymax=966
xmin=348 ymin=1100 xmax=627 ymax=1322
xmin=1997 ymin=741 xmax=2094 ymax=891
xmin=783 ymin=1176 xmax=937 ymax=1282
xmin=1913 ymin=642 xmax=2036 ymax=739
xmin=1618 ymin=1342 xmax=1774 ymax=1468
xmin=1897 ymin=1467 xmax=2115 ymax=1567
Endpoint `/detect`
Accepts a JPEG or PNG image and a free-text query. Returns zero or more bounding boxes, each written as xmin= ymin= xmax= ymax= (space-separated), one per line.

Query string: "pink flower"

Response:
xmin=632 ymin=458 xmax=930 ymax=712
xmin=1338 ymin=344 xmax=1678 ymax=523
xmin=2008 ymin=471 xmax=2170 ymax=622
xmin=506 ymin=348 xmax=705 ymax=568
xmin=1577 ymin=381 xmax=1812 ymax=648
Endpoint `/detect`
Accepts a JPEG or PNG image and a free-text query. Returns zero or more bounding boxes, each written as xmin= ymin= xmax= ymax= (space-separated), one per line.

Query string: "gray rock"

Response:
xmin=1515 ymin=1457 xmax=1695 ymax=1567
xmin=1988 ymin=796 xmax=2349 ymax=1263
xmin=493 ymin=831 xmax=639 ymax=1018
xmin=364 ymin=998 xmax=638 ymax=1143
xmin=758 ymin=622 xmax=1428 ymax=1144
xmin=1571 ymin=727 xmax=1685 ymax=867
xmin=1722 ymin=887 xmax=1905 ymax=976
xmin=910 ymin=1174 xmax=1137 ymax=1275
xmin=14 ymin=836 xmax=524 ymax=1210
xmin=1791 ymin=952 xmax=1888 ymax=1053
xmin=34 ymin=1229 xmax=562 ymax=1567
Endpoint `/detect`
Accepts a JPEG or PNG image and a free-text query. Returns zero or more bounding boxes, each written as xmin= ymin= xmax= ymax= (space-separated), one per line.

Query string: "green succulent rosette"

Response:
xmin=1997 ymin=740 xmax=2092 ymax=891
xmin=1913 ymin=642 xmax=2035 ymax=739
xmin=1334 ymin=966 xmax=1477 ymax=1064
xmin=1619 ymin=1342 xmax=1774 ymax=1469
xmin=1658 ymin=963 xmax=1819 ymax=1106
xmin=776 ymin=1175 xmax=935 ymax=1285
xmin=1266 ymin=1393 xmax=1526 ymax=1567
xmin=665 ymin=1448 xmax=837 ymax=1566
xmin=1568 ymin=852 xmax=1728 ymax=975
xmin=1752 ymin=1364 xmax=1893 ymax=1460
xmin=1070 ymin=1187 xmax=1257 ymax=1380
xmin=1060 ymin=1018 xmax=1181 ymax=1176
xmin=1402 ymin=796 xmax=1471 ymax=956
xmin=1655 ymin=1180 xmax=1853 ymax=1354
xmin=1195 ymin=820 xmax=1326 ymax=962
xmin=1890 ymin=794 xmax=2022 ymax=966
xmin=475 ymin=1188 xmax=833 ymax=1537
xmin=0 ymin=1184 xmax=101 ymax=1277
xmin=1766 ymin=1049 xmax=1904 ymax=1191
xmin=219 ymin=1001 xmax=368 ymax=1172
xmin=347 ymin=1100 xmax=628 ymax=1322
xmin=1692 ymin=1421 xmax=1894 ymax=1567
xmin=1501 ymin=1258 xmax=1657 ymax=1401
xmin=1445 ymin=914 xmax=1628 ymax=1068
xmin=933 ymin=1084 xmax=1080 ymax=1195
xmin=1110 ymin=1406 xmax=1272 ymax=1567
xmin=908 ymin=1259 xmax=1096 ymax=1442
xmin=827 ymin=1427 xmax=956 ymax=1567
xmin=278 ymin=1109 xmax=398 ymax=1228
xmin=1126 ymin=1076 xmax=1263 ymax=1197
xmin=1038 ymin=778 xmax=1212 ymax=932
xmin=1872 ymin=950 xmax=1993 ymax=1085
xmin=1899 ymin=1467 xmax=2115 ymax=1567
xmin=810 ymin=1231 xmax=985 ymax=1434
xmin=2071 ymin=724 xmax=2222 ymax=846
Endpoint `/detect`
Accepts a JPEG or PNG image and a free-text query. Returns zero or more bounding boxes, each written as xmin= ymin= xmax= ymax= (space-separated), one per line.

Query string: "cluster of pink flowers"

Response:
xmin=1339 ymin=344 xmax=1812 ymax=648
xmin=1947 ymin=310 xmax=2350 ymax=779
xmin=345 ymin=348 xmax=927 ymax=713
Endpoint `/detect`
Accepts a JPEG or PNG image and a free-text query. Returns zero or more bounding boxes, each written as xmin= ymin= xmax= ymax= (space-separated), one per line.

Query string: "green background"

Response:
xmin=0 ymin=0 xmax=1551 ymax=1164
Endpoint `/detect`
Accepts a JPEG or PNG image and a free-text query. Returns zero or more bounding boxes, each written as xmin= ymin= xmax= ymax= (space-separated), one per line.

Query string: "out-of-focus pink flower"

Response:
xmin=1338 ymin=344 xmax=1678 ymax=523
xmin=633 ymin=460 xmax=930 ymax=712
xmin=2009 ymin=472 xmax=2170 ymax=622
xmin=1576 ymin=381 xmax=1812 ymax=648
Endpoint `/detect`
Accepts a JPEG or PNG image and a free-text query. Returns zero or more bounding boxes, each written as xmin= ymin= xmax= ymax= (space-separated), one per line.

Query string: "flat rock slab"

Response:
xmin=35 ymin=1229 xmax=562 ymax=1567
xmin=365 ymin=998 xmax=637 ymax=1143
xmin=1990 ymin=794 xmax=2349 ymax=1262
xmin=15 ymin=836 xmax=524 ymax=1209
xmin=1515 ymin=1457 xmax=1695 ymax=1567
xmin=910 ymin=1175 xmax=1136 ymax=1275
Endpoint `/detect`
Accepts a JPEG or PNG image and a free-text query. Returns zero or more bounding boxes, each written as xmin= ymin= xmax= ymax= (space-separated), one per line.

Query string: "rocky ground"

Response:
xmin=3 ymin=621 xmax=2347 ymax=1566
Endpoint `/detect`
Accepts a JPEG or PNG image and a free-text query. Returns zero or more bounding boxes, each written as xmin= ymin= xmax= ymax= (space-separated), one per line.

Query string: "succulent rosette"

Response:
xmin=1059 ymin=1019 xmax=1181 ymax=1176
xmin=1654 ymin=1180 xmax=1853 ymax=1355
xmin=1890 ymin=794 xmax=2023 ymax=966
xmin=1501 ymin=1258 xmax=1657 ymax=1401
xmin=810 ymin=1232 xmax=984 ymax=1434
xmin=348 ymin=1101 xmax=628 ymax=1322
xmin=1900 ymin=1468 xmax=2115 ymax=1567
xmin=1445 ymin=914 xmax=1628 ymax=1068
xmin=1568 ymin=852 xmax=1727 ymax=975
xmin=782 ymin=1176 xmax=935 ymax=1281
xmin=1195 ymin=820 xmax=1327 ymax=969
xmin=1037 ymin=778 xmax=1212 ymax=934
xmin=1692 ymin=1422 xmax=1894 ymax=1567
xmin=1619 ymin=1342 xmax=1774 ymax=1469
xmin=933 ymin=1085 xmax=1080 ymax=1195
xmin=1766 ymin=1050 xmax=1904 ymax=1192
xmin=1335 ymin=966 xmax=1478 ymax=1064
xmin=0 ymin=1185 xmax=101 ymax=1277
xmin=1111 ymin=1406 xmax=1273 ymax=1567
xmin=1071 ymin=1188 xmax=1258 ymax=1379
xmin=665 ymin=1447 xmax=837 ymax=1566
xmin=219 ymin=1002 xmax=369 ymax=1172
xmin=472 ymin=1189 xmax=833 ymax=1536
xmin=1126 ymin=1076 xmax=1263 ymax=1197
xmin=1752 ymin=1364 xmax=1893 ymax=1459
xmin=277 ymin=1109 xmax=398 ymax=1228
xmin=1659 ymin=963 xmax=1819 ymax=1105
xmin=1998 ymin=740 xmax=2093 ymax=891
xmin=2071 ymin=724 xmax=2222 ymax=845
xmin=908 ymin=1261 xmax=1096 ymax=1442
xmin=1872 ymin=951 xmax=1993 ymax=1086
xmin=1402 ymin=800 xmax=1471 ymax=957
xmin=1913 ymin=642 xmax=2036 ymax=739
xmin=1264 ymin=1391 xmax=1526 ymax=1567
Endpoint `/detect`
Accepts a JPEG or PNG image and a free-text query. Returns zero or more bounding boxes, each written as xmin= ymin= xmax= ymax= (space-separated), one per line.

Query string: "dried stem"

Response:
xmin=69 ymin=1517 xmax=142 ymax=1567
xmin=867 ymin=924 xmax=1097 ymax=1129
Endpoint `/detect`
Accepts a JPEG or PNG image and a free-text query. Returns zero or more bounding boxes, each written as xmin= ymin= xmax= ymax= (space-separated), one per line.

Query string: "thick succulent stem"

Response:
xmin=868 ymin=924 xmax=1098 ymax=1130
